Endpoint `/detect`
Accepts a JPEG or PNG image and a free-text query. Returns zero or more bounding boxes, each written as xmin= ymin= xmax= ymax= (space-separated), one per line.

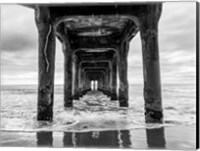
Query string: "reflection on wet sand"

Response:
xmin=64 ymin=130 xmax=120 ymax=148
xmin=146 ymin=127 xmax=166 ymax=149
xmin=37 ymin=131 xmax=53 ymax=147
xmin=63 ymin=132 xmax=73 ymax=147
xmin=36 ymin=127 xmax=166 ymax=148
xmin=120 ymin=130 xmax=132 ymax=148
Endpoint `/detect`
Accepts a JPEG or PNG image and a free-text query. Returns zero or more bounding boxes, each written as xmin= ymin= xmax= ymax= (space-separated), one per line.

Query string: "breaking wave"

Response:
xmin=1 ymin=85 xmax=196 ymax=132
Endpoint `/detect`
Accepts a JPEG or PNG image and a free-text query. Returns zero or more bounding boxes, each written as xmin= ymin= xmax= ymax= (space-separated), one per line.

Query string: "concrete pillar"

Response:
xmin=86 ymin=76 xmax=90 ymax=90
xmin=35 ymin=7 xmax=55 ymax=121
xmin=104 ymin=67 xmax=111 ymax=95
xmin=78 ymin=66 xmax=83 ymax=94
xmin=98 ymin=76 xmax=101 ymax=90
xmin=100 ymin=75 xmax=104 ymax=91
xmin=98 ymin=73 xmax=104 ymax=91
xmin=111 ymin=56 xmax=118 ymax=100
xmin=139 ymin=4 xmax=163 ymax=123
xmin=84 ymin=71 xmax=87 ymax=91
xmin=108 ymin=63 xmax=112 ymax=96
xmin=117 ymin=41 xmax=129 ymax=107
xmin=73 ymin=57 xmax=80 ymax=100
xmin=79 ymin=67 xmax=84 ymax=93
xmin=102 ymin=72 xmax=107 ymax=93
xmin=82 ymin=71 xmax=89 ymax=93
xmin=81 ymin=70 xmax=85 ymax=91
xmin=103 ymin=70 xmax=108 ymax=95
xmin=63 ymin=39 xmax=73 ymax=107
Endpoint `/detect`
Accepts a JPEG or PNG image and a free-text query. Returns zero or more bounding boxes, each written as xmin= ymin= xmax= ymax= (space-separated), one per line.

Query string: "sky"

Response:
xmin=1 ymin=2 xmax=196 ymax=85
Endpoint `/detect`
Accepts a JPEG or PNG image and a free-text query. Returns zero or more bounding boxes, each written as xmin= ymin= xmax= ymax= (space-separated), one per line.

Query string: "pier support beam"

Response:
xmin=63 ymin=40 xmax=73 ymax=107
xmin=35 ymin=7 xmax=55 ymax=121
xmin=73 ymin=57 xmax=80 ymax=100
xmin=111 ymin=55 xmax=117 ymax=100
xmin=82 ymin=72 xmax=89 ymax=92
xmin=79 ymin=67 xmax=84 ymax=93
xmin=98 ymin=72 xmax=106 ymax=92
xmin=86 ymin=76 xmax=91 ymax=90
xmin=104 ymin=68 xmax=111 ymax=96
xmin=82 ymin=70 xmax=87 ymax=91
xmin=98 ymin=73 xmax=104 ymax=91
xmin=139 ymin=4 xmax=163 ymax=123
xmin=118 ymin=41 xmax=129 ymax=107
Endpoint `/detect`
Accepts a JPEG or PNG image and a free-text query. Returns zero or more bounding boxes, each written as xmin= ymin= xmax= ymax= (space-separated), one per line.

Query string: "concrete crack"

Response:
xmin=44 ymin=25 xmax=52 ymax=72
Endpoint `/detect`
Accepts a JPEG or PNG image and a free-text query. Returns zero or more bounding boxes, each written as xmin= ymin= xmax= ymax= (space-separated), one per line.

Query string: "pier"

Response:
xmin=25 ymin=3 xmax=163 ymax=123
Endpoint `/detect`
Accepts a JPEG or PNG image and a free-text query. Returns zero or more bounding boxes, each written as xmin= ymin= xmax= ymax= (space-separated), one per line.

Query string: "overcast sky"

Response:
xmin=1 ymin=2 xmax=196 ymax=85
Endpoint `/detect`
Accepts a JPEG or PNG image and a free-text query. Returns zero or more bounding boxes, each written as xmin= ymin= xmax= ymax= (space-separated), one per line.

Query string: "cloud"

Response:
xmin=159 ymin=2 xmax=195 ymax=53
xmin=1 ymin=5 xmax=37 ymax=52
xmin=1 ymin=3 xmax=196 ymax=85
xmin=2 ymin=35 xmax=37 ymax=51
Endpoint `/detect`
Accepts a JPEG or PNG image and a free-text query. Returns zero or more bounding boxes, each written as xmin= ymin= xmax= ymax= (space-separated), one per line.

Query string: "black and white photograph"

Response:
xmin=0 ymin=1 xmax=199 ymax=150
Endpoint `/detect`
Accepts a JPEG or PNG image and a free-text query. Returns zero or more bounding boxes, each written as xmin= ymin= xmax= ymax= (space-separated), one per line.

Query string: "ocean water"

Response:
xmin=0 ymin=84 xmax=196 ymax=149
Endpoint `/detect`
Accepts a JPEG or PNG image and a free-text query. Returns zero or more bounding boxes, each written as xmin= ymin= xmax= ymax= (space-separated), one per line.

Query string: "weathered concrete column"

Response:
xmin=63 ymin=39 xmax=73 ymax=107
xmin=98 ymin=76 xmax=101 ymax=90
xmin=82 ymin=70 xmax=87 ymax=91
xmin=111 ymin=56 xmax=117 ymax=100
xmin=117 ymin=41 xmax=129 ymax=107
xmin=79 ymin=67 xmax=84 ymax=93
xmin=35 ymin=7 xmax=56 ymax=121
xmin=98 ymin=74 xmax=104 ymax=90
xmin=100 ymin=75 xmax=105 ymax=91
xmin=82 ymin=71 xmax=87 ymax=92
xmin=104 ymin=73 xmax=107 ymax=92
xmin=139 ymin=4 xmax=163 ymax=123
xmin=103 ymin=66 xmax=111 ymax=95
xmin=78 ymin=69 xmax=84 ymax=96
xmin=73 ymin=57 xmax=80 ymax=100
xmin=86 ymin=76 xmax=90 ymax=90
xmin=108 ymin=63 xmax=112 ymax=96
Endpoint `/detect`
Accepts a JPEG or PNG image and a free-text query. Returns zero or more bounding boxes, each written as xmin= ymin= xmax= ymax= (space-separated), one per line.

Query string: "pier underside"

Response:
xmin=30 ymin=3 xmax=163 ymax=123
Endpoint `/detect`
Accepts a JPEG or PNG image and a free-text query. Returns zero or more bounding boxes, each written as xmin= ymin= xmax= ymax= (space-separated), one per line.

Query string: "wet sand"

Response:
xmin=0 ymin=125 xmax=196 ymax=149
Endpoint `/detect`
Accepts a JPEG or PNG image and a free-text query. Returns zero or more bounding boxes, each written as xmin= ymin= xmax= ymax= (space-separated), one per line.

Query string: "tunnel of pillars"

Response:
xmin=72 ymin=50 xmax=118 ymax=101
xmin=32 ymin=3 xmax=163 ymax=123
